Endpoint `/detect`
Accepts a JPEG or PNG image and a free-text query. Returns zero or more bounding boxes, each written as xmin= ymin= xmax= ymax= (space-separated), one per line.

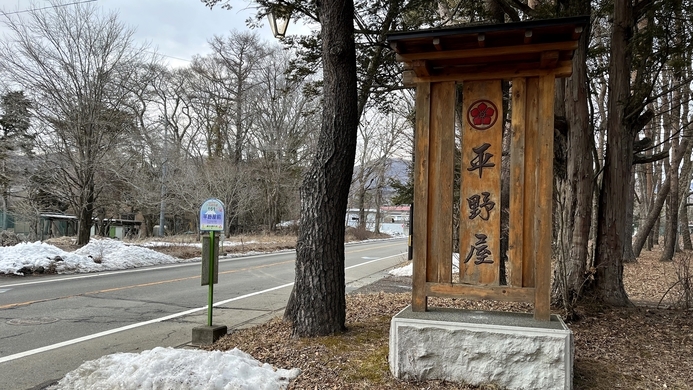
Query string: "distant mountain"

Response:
xmin=387 ymin=158 xmax=410 ymax=184
xmin=350 ymin=157 xmax=411 ymax=204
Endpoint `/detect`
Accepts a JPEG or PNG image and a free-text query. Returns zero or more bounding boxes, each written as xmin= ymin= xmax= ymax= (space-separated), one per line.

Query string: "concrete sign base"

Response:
xmin=389 ymin=306 xmax=573 ymax=390
xmin=191 ymin=325 xmax=228 ymax=346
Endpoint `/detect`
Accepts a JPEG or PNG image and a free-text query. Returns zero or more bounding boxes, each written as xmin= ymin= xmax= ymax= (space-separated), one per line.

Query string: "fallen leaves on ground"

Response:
xmin=209 ymin=247 xmax=693 ymax=389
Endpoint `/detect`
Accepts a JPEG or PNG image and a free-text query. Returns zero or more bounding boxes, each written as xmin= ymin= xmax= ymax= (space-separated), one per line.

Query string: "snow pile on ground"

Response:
xmin=0 ymin=239 xmax=184 ymax=275
xmin=75 ymin=239 xmax=182 ymax=270
xmin=389 ymin=253 xmax=460 ymax=277
xmin=388 ymin=261 xmax=413 ymax=277
xmin=0 ymin=242 xmax=83 ymax=275
xmin=49 ymin=347 xmax=300 ymax=390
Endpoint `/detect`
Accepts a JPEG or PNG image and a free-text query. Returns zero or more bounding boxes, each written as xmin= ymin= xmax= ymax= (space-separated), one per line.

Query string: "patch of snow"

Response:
xmin=389 ymin=262 xmax=413 ymax=277
xmin=48 ymin=347 xmax=300 ymax=390
xmin=389 ymin=253 xmax=460 ymax=277
xmin=0 ymin=242 xmax=82 ymax=275
xmin=0 ymin=238 xmax=187 ymax=275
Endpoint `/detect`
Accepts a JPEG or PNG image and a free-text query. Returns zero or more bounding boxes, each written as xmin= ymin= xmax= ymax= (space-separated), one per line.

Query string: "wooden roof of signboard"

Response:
xmin=387 ymin=16 xmax=590 ymax=84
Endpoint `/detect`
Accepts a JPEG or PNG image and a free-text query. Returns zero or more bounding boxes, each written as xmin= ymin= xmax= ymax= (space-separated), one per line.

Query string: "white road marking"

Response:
xmin=348 ymin=253 xmax=404 ymax=270
xmin=0 ymin=282 xmax=293 ymax=364
xmin=0 ymin=251 xmax=291 ymax=289
xmin=0 ymin=251 xmax=405 ymax=364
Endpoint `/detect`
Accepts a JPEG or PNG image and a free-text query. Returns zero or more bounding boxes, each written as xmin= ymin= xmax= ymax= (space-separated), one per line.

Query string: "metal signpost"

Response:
xmin=199 ymin=198 xmax=224 ymax=327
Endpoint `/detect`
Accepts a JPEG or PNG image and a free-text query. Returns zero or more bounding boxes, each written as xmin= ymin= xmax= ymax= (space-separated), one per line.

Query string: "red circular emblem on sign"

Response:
xmin=467 ymin=100 xmax=498 ymax=130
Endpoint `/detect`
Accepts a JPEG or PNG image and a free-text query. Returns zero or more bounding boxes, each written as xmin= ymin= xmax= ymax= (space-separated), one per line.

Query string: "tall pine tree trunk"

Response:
xmin=649 ymin=160 xmax=663 ymax=249
xmin=660 ymin=77 xmax=682 ymax=261
xmin=565 ymin=1 xmax=593 ymax=286
xmin=623 ymin=172 xmax=637 ymax=262
xmin=640 ymin=135 xmax=654 ymax=251
xmin=678 ymin=186 xmax=692 ymax=251
xmin=673 ymin=0 xmax=692 ymax=252
xmin=593 ymin=0 xmax=632 ymax=306
xmin=678 ymin=88 xmax=693 ymax=251
xmin=552 ymin=0 xmax=593 ymax=307
xmin=284 ymin=0 xmax=358 ymax=337
xmin=661 ymin=154 xmax=681 ymax=261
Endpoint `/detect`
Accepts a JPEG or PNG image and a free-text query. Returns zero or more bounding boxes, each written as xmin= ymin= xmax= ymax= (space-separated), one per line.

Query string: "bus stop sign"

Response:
xmin=200 ymin=198 xmax=224 ymax=232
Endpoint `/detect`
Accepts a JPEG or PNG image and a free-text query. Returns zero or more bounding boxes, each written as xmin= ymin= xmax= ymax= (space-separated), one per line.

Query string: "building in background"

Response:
xmin=345 ymin=205 xmax=410 ymax=235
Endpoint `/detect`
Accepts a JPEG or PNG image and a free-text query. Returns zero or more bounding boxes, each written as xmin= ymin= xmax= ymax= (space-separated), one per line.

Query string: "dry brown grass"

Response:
xmin=43 ymin=236 xmax=80 ymax=251
xmin=140 ymin=230 xmax=392 ymax=259
xmin=207 ymin=247 xmax=693 ymax=390
xmin=122 ymin=233 xmax=297 ymax=259
xmin=345 ymin=226 xmax=393 ymax=242
xmin=44 ymin=230 xmax=393 ymax=260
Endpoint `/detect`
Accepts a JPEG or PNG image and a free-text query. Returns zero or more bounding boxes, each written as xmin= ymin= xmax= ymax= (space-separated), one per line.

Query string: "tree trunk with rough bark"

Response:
xmin=284 ymin=0 xmax=358 ymax=337
xmin=593 ymin=0 xmax=633 ymax=306
xmin=679 ymin=191 xmax=692 ymax=250
xmin=660 ymin=79 xmax=683 ymax=261
xmin=649 ymin=158 xmax=663 ymax=249
xmin=551 ymin=0 xmax=593 ymax=307
xmin=639 ymin=148 xmax=654 ymax=251
xmin=678 ymin=115 xmax=693 ymax=252
xmin=77 ymin=184 xmax=95 ymax=246
xmin=661 ymin=160 xmax=680 ymax=261
xmin=623 ymin=172 xmax=637 ymax=262
xmin=654 ymin=213 xmax=661 ymax=244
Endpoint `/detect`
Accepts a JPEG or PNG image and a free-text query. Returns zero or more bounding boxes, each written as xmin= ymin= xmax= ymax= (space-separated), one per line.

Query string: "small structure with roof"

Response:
xmin=387 ymin=16 xmax=588 ymax=390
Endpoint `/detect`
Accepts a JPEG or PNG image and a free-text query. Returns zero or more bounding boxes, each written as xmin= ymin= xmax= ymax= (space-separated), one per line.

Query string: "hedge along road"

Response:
xmin=0 ymin=238 xmax=408 ymax=390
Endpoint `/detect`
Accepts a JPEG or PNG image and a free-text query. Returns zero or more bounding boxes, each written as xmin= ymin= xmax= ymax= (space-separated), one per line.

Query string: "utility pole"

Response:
xmin=159 ymin=118 xmax=167 ymax=237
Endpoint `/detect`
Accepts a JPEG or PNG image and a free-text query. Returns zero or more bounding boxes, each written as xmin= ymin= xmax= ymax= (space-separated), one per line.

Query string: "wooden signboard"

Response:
xmin=388 ymin=16 xmax=588 ymax=321
xmin=459 ymin=81 xmax=502 ymax=285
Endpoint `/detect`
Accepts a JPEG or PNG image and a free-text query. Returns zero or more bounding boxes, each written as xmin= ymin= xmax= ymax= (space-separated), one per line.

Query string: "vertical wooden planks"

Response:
xmin=533 ymin=74 xmax=555 ymax=321
xmin=412 ymin=82 xmax=431 ymax=312
xmin=508 ymin=78 xmax=526 ymax=287
xmin=522 ymin=78 xmax=539 ymax=289
xmin=427 ymin=82 xmax=455 ymax=283
xmin=410 ymin=77 xmax=554 ymax=317
xmin=459 ymin=80 xmax=502 ymax=285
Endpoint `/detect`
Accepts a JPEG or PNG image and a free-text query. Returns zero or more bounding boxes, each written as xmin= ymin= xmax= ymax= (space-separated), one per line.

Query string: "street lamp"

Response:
xmin=268 ymin=8 xmax=290 ymax=38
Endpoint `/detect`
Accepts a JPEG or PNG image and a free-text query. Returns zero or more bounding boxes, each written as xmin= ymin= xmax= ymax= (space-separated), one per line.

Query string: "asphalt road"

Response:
xmin=0 ymin=238 xmax=408 ymax=390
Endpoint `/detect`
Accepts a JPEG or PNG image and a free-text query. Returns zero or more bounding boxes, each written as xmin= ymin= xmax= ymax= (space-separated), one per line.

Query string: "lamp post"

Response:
xmin=268 ymin=8 xmax=290 ymax=38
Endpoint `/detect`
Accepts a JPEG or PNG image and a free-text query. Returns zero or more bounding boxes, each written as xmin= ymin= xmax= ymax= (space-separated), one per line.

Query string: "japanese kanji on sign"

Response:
xmin=200 ymin=198 xmax=225 ymax=232
xmin=460 ymin=83 xmax=502 ymax=285
xmin=199 ymin=198 xmax=224 ymax=327
xmin=388 ymin=17 xmax=588 ymax=321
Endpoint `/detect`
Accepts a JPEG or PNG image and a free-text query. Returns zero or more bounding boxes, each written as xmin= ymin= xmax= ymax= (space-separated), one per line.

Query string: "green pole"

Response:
xmin=207 ymin=231 xmax=214 ymax=326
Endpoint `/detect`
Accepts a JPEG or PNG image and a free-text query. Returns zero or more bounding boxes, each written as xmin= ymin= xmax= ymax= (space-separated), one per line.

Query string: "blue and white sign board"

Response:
xmin=200 ymin=198 xmax=225 ymax=232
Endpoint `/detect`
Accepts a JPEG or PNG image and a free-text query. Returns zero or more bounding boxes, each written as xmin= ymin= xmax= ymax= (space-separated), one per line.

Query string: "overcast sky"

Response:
xmin=0 ymin=0 xmax=311 ymax=68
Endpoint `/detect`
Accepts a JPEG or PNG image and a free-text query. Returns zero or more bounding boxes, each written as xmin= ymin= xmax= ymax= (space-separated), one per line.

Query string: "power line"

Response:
xmin=1 ymin=1 xmax=194 ymax=65
xmin=0 ymin=0 xmax=97 ymax=17
xmin=150 ymin=51 xmax=192 ymax=64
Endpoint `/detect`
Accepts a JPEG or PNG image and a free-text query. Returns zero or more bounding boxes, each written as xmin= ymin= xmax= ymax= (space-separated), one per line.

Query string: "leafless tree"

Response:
xmin=350 ymin=108 xmax=408 ymax=232
xmin=190 ymin=31 xmax=268 ymax=163
xmin=248 ymin=47 xmax=319 ymax=231
xmin=0 ymin=1 xmax=153 ymax=245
